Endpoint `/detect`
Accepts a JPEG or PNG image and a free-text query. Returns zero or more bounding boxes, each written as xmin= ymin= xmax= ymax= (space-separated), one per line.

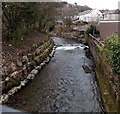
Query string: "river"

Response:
xmin=6 ymin=37 xmax=104 ymax=112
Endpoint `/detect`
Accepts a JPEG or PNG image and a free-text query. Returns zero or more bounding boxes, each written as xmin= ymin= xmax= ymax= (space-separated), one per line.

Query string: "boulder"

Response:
xmin=82 ymin=65 xmax=91 ymax=73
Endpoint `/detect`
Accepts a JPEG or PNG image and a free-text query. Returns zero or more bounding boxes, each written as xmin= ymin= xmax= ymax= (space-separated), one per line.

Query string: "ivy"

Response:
xmin=104 ymin=35 xmax=120 ymax=75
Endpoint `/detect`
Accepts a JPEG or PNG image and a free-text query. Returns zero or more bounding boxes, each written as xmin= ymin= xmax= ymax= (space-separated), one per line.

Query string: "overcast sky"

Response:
xmin=65 ymin=0 xmax=120 ymax=10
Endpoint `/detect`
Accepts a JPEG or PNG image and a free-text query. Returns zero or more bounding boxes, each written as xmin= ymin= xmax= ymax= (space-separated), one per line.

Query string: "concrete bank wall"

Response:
xmin=1 ymin=37 xmax=55 ymax=104
xmin=87 ymin=36 xmax=120 ymax=112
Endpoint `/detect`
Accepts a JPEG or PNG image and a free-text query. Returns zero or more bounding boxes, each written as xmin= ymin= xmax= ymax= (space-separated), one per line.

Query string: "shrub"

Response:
xmin=12 ymin=28 xmax=23 ymax=45
xmin=104 ymin=34 xmax=120 ymax=75
xmin=63 ymin=18 xmax=72 ymax=27
xmin=86 ymin=25 xmax=100 ymax=35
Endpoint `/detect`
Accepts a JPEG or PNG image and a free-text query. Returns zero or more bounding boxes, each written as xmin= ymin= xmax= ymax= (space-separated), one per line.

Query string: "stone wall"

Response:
xmin=87 ymin=35 xmax=120 ymax=112
xmin=1 ymin=37 xmax=55 ymax=104
xmin=50 ymin=31 xmax=87 ymax=44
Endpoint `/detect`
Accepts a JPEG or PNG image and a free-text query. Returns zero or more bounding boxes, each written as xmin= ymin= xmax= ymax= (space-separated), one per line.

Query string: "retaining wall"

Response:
xmin=1 ymin=37 xmax=55 ymax=104
xmin=87 ymin=35 xmax=120 ymax=112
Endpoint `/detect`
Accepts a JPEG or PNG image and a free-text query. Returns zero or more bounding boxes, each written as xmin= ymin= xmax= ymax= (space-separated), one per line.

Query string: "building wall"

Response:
xmin=104 ymin=14 xmax=120 ymax=20
xmin=98 ymin=21 xmax=120 ymax=40
xmin=79 ymin=9 xmax=102 ymax=22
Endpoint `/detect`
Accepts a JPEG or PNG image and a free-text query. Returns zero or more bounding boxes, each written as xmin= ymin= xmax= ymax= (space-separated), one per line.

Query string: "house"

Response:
xmin=77 ymin=9 xmax=103 ymax=22
xmin=97 ymin=9 xmax=120 ymax=40
xmin=102 ymin=9 xmax=120 ymax=20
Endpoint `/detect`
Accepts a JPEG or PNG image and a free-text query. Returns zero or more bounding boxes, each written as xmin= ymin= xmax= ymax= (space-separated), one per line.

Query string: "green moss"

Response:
xmin=95 ymin=67 xmax=118 ymax=112
xmin=3 ymin=78 xmax=20 ymax=93
xmin=82 ymin=65 xmax=91 ymax=73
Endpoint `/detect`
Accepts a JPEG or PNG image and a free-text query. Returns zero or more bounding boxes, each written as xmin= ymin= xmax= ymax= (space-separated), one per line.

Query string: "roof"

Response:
xmin=78 ymin=9 xmax=102 ymax=16
xmin=103 ymin=9 xmax=120 ymax=15
xmin=114 ymin=9 xmax=120 ymax=14
xmin=78 ymin=10 xmax=91 ymax=16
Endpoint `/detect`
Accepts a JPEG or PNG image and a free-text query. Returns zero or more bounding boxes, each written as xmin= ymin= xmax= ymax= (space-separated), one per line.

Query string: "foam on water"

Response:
xmin=56 ymin=45 xmax=88 ymax=50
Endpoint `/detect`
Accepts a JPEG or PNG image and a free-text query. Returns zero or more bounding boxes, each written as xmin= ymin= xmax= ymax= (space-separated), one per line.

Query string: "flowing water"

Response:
xmin=7 ymin=37 xmax=104 ymax=112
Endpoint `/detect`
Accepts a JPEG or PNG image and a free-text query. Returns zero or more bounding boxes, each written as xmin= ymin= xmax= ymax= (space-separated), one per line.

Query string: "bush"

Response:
xmin=104 ymin=34 xmax=120 ymax=75
xmin=63 ymin=18 xmax=72 ymax=27
xmin=48 ymin=24 xmax=55 ymax=32
xmin=86 ymin=25 xmax=100 ymax=35
xmin=12 ymin=29 xmax=23 ymax=45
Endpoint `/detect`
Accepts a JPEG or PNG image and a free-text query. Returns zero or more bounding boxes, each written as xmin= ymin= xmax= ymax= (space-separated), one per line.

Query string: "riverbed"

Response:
xmin=6 ymin=37 xmax=104 ymax=112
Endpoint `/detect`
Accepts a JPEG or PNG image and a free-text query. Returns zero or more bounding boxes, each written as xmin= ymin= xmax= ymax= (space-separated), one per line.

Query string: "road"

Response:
xmin=6 ymin=37 xmax=104 ymax=112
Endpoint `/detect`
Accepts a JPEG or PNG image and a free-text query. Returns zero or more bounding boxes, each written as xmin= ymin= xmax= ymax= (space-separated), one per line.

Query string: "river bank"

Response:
xmin=50 ymin=27 xmax=87 ymax=44
xmin=1 ymin=31 xmax=55 ymax=104
xmin=51 ymin=28 xmax=120 ymax=112
xmin=87 ymin=35 xmax=120 ymax=112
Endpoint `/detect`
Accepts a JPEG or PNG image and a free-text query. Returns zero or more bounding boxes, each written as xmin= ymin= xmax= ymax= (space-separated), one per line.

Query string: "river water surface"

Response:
xmin=7 ymin=37 xmax=104 ymax=112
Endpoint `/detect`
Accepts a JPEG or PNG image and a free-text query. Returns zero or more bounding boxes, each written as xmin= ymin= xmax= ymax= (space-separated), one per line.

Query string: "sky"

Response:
xmin=65 ymin=0 xmax=120 ymax=10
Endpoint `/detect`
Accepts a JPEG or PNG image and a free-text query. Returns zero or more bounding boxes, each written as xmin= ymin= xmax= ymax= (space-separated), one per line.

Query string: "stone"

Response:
xmin=49 ymin=50 xmax=55 ymax=57
xmin=20 ymin=80 xmax=26 ymax=86
xmin=46 ymin=57 xmax=50 ymax=62
xmin=82 ymin=65 xmax=91 ymax=73
xmin=8 ymin=87 xmax=18 ymax=95
xmin=43 ymin=57 xmax=50 ymax=63
xmin=26 ymin=62 xmax=32 ymax=72
xmin=5 ymin=77 xmax=10 ymax=81
xmin=21 ymin=50 xmax=27 ymax=56
xmin=16 ymin=60 xmax=22 ymax=67
xmin=6 ymin=78 xmax=20 ymax=91
xmin=22 ymin=101 xmax=27 ymax=105
xmin=35 ymin=66 xmax=41 ymax=70
xmin=33 ymin=43 xmax=38 ymax=48
xmin=27 ymin=74 xmax=35 ymax=80
xmin=10 ymin=71 xmax=19 ymax=78
xmin=1 ymin=94 xmax=9 ymax=103
xmin=40 ymin=63 xmax=46 ymax=67
xmin=31 ymin=69 xmax=38 ymax=75
xmin=2 ymin=66 xmax=8 ymax=76
xmin=35 ymin=49 xmax=40 ymax=56
xmin=31 ymin=60 xmax=37 ymax=68
xmin=2 ymin=82 xmax=6 ymax=93
xmin=23 ymin=56 xmax=28 ymax=62
xmin=22 ymin=66 xmax=28 ymax=76
xmin=28 ymin=54 xmax=33 ymax=61
xmin=34 ymin=56 xmax=41 ymax=64
xmin=10 ymin=62 xmax=17 ymax=72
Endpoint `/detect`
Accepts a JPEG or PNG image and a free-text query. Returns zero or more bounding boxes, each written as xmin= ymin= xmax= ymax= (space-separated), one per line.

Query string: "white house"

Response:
xmin=78 ymin=9 xmax=103 ymax=22
xmin=102 ymin=9 xmax=120 ymax=20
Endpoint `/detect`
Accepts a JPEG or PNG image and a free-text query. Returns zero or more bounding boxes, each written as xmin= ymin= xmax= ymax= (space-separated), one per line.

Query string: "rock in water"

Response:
xmin=82 ymin=65 xmax=91 ymax=73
